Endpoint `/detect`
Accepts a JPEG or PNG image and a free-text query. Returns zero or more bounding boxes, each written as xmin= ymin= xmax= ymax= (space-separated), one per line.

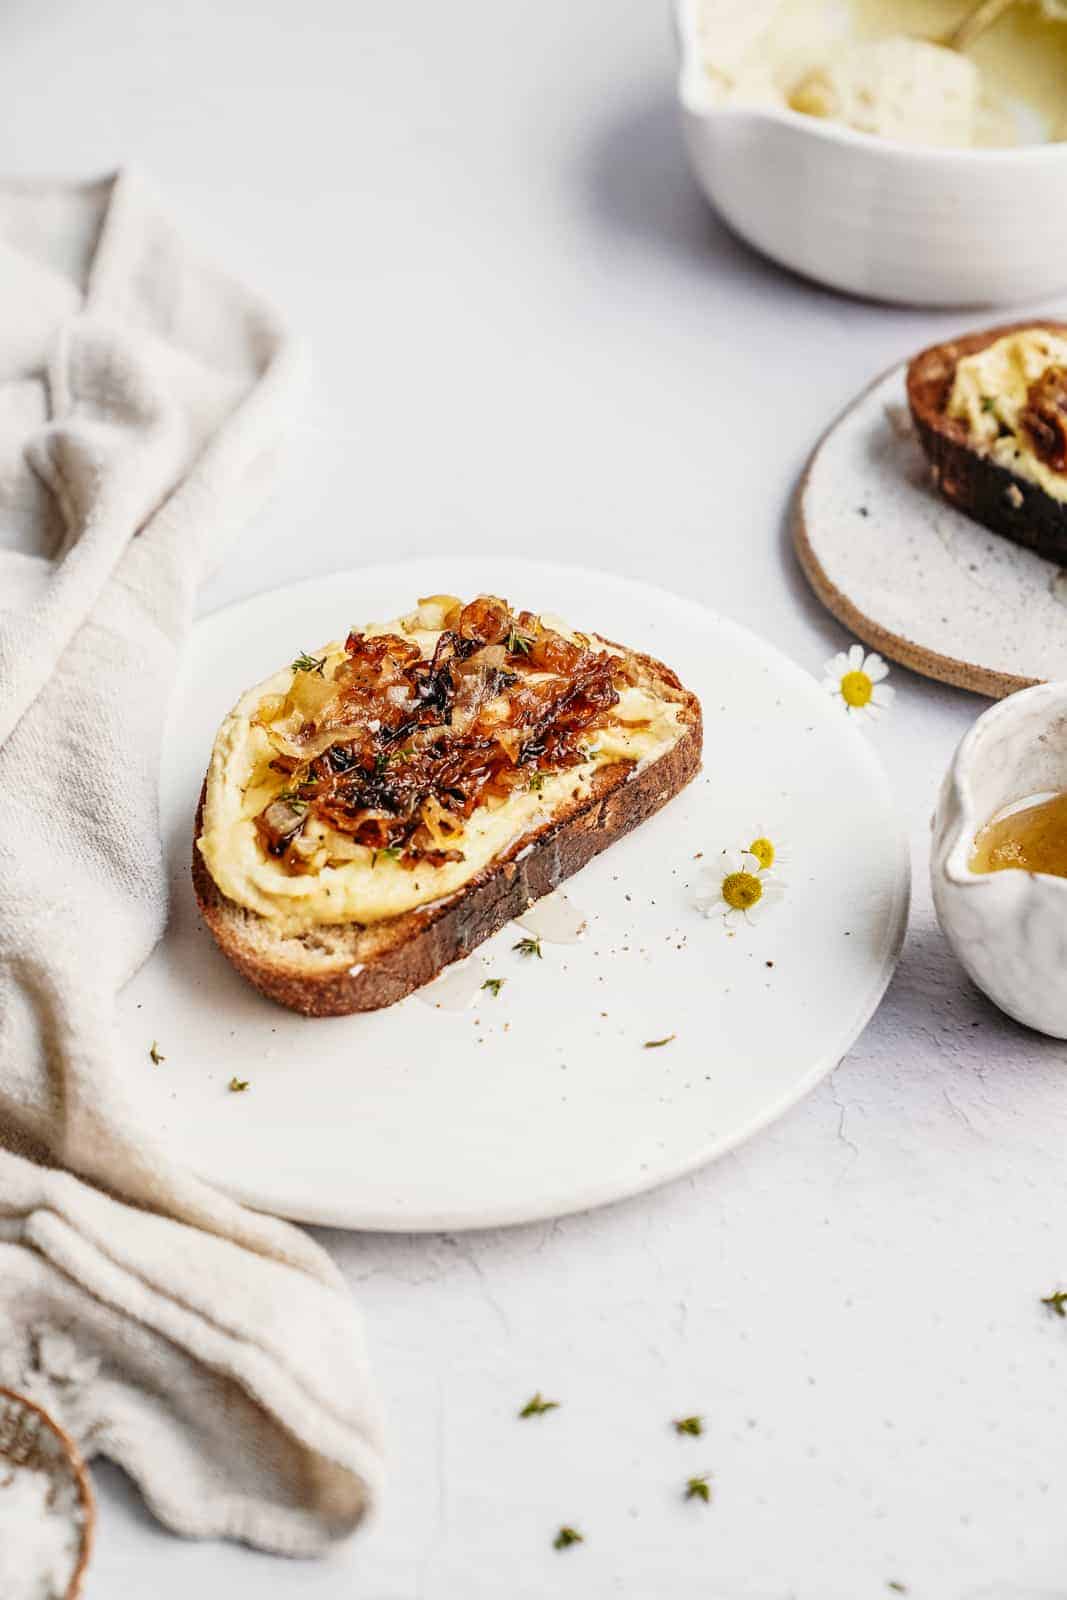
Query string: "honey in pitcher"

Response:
xmin=970 ymin=791 xmax=1067 ymax=878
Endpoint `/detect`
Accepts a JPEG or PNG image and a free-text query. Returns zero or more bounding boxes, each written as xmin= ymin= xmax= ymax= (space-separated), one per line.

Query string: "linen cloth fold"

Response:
xmin=0 ymin=171 xmax=385 ymax=1555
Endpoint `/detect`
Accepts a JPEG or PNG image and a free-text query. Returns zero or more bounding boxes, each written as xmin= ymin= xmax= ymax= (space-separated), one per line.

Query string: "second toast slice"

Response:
xmin=907 ymin=319 xmax=1067 ymax=565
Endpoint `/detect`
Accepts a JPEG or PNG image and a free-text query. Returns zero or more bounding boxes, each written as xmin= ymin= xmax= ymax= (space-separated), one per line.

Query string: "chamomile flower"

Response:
xmin=746 ymin=827 xmax=789 ymax=875
xmin=700 ymin=849 xmax=787 ymax=928
xmin=823 ymin=644 xmax=894 ymax=722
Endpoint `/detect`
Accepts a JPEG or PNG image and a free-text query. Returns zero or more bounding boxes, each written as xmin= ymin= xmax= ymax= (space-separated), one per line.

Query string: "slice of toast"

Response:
xmin=192 ymin=612 xmax=701 ymax=1017
xmin=907 ymin=319 xmax=1067 ymax=565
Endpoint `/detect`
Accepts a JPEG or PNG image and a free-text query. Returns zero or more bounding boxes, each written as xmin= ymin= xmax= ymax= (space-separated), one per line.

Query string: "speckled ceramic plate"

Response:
xmin=796 ymin=362 xmax=1067 ymax=700
xmin=116 ymin=560 xmax=909 ymax=1231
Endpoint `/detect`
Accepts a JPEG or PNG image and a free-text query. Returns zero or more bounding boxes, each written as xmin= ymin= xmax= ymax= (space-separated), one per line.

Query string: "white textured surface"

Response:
xmin=3 ymin=0 xmax=1066 ymax=1594
xmin=802 ymin=366 xmax=1067 ymax=689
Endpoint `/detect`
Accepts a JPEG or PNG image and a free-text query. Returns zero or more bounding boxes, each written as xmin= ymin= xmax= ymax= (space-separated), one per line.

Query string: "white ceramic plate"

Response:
xmin=797 ymin=364 xmax=1067 ymax=699
xmin=116 ymin=560 xmax=909 ymax=1231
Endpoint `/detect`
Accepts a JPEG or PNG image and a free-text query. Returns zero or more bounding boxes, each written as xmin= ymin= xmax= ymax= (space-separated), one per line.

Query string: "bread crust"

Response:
xmin=907 ymin=319 xmax=1067 ymax=564
xmin=192 ymin=652 xmax=702 ymax=1016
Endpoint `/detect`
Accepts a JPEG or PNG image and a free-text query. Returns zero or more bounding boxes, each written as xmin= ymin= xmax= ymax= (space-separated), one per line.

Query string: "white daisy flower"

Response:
xmin=822 ymin=644 xmax=895 ymax=721
xmin=699 ymin=849 xmax=787 ymax=928
xmin=746 ymin=827 xmax=789 ymax=875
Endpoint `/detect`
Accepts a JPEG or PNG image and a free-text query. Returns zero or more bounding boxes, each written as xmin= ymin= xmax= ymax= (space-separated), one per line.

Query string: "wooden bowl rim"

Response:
xmin=0 ymin=1385 xmax=95 ymax=1599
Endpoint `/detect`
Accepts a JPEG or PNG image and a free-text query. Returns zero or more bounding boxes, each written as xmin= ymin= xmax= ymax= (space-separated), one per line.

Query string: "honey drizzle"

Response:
xmin=970 ymin=790 xmax=1067 ymax=877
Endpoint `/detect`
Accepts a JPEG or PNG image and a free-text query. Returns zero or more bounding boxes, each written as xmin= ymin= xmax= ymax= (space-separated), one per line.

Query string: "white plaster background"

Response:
xmin=2 ymin=0 xmax=1066 ymax=1594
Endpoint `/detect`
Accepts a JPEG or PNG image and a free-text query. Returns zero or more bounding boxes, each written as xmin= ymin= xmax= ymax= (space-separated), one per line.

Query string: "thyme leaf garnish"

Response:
xmin=291 ymin=651 xmax=327 ymax=676
xmin=980 ymin=394 xmax=997 ymax=414
xmin=506 ymin=627 xmax=533 ymax=656
xmin=644 ymin=1035 xmax=676 ymax=1049
xmin=684 ymin=1474 xmax=712 ymax=1503
xmin=148 ymin=1041 xmax=165 ymax=1065
xmin=519 ymin=1391 xmax=559 ymax=1418
xmin=673 ymin=1415 xmax=703 ymax=1436
xmin=513 ymin=936 xmax=543 ymax=959
xmin=229 ymin=1077 xmax=250 ymax=1093
xmin=1042 ymin=1289 xmax=1067 ymax=1318
xmin=528 ymin=772 xmax=545 ymax=793
xmin=371 ymin=846 xmax=402 ymax=868
xmin=553 ymin=1526 xmax=583 ymax=1550
xmin=482 ymin=978 xmax=506 ymax=998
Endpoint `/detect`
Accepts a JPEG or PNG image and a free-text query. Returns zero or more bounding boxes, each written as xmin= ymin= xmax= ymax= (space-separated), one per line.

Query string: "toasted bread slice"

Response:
xmin=192 ymin=611 xmax=701 ymax=1016
xmin=907 ymin=319 xmax=1067 ymax=564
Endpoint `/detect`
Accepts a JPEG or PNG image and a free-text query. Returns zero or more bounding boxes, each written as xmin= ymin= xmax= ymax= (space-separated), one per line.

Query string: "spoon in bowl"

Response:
xmin=942 ymin=0 xmax=1019 ymax=52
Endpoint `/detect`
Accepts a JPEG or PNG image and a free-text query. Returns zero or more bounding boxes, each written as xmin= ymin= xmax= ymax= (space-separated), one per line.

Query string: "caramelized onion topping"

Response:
xmin=1022 ymin=364 xmax=1067 ymax=473
xmin=255 ymin=596 xmax=642 ymax=868
xmin=256 ymin=796 xmax=309 ymax=857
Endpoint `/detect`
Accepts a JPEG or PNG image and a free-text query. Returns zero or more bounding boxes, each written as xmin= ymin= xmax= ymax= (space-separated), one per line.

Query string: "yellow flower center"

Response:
xmin=722 ymin=870 xmax=763 ymax=911
xmin=749 ymin=837 xmax=774 ymax=870
xmin=840 ymin=669 xmax=873 ymax=709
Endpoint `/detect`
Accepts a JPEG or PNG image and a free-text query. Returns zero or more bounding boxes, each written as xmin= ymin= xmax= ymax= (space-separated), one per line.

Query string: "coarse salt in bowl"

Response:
xmin=0 ymin=1388 xmax=94 ymax=1600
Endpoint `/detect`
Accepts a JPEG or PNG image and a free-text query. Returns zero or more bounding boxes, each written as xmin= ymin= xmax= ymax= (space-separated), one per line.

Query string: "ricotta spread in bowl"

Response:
xmin=693 ymin=0 xmax=1067 ymax=147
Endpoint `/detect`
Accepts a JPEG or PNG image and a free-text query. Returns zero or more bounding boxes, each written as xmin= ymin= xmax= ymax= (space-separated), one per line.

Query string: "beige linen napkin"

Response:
xmin=0 ymin=171 xmax=385 ymax=1554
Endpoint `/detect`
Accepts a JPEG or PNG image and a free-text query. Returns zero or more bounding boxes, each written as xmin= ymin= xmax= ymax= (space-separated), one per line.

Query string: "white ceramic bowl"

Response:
xmin=675 ymin=0 xmax=1067 ymax=306
xmin=932 ymin=682 xmax=1067 ymax=1038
